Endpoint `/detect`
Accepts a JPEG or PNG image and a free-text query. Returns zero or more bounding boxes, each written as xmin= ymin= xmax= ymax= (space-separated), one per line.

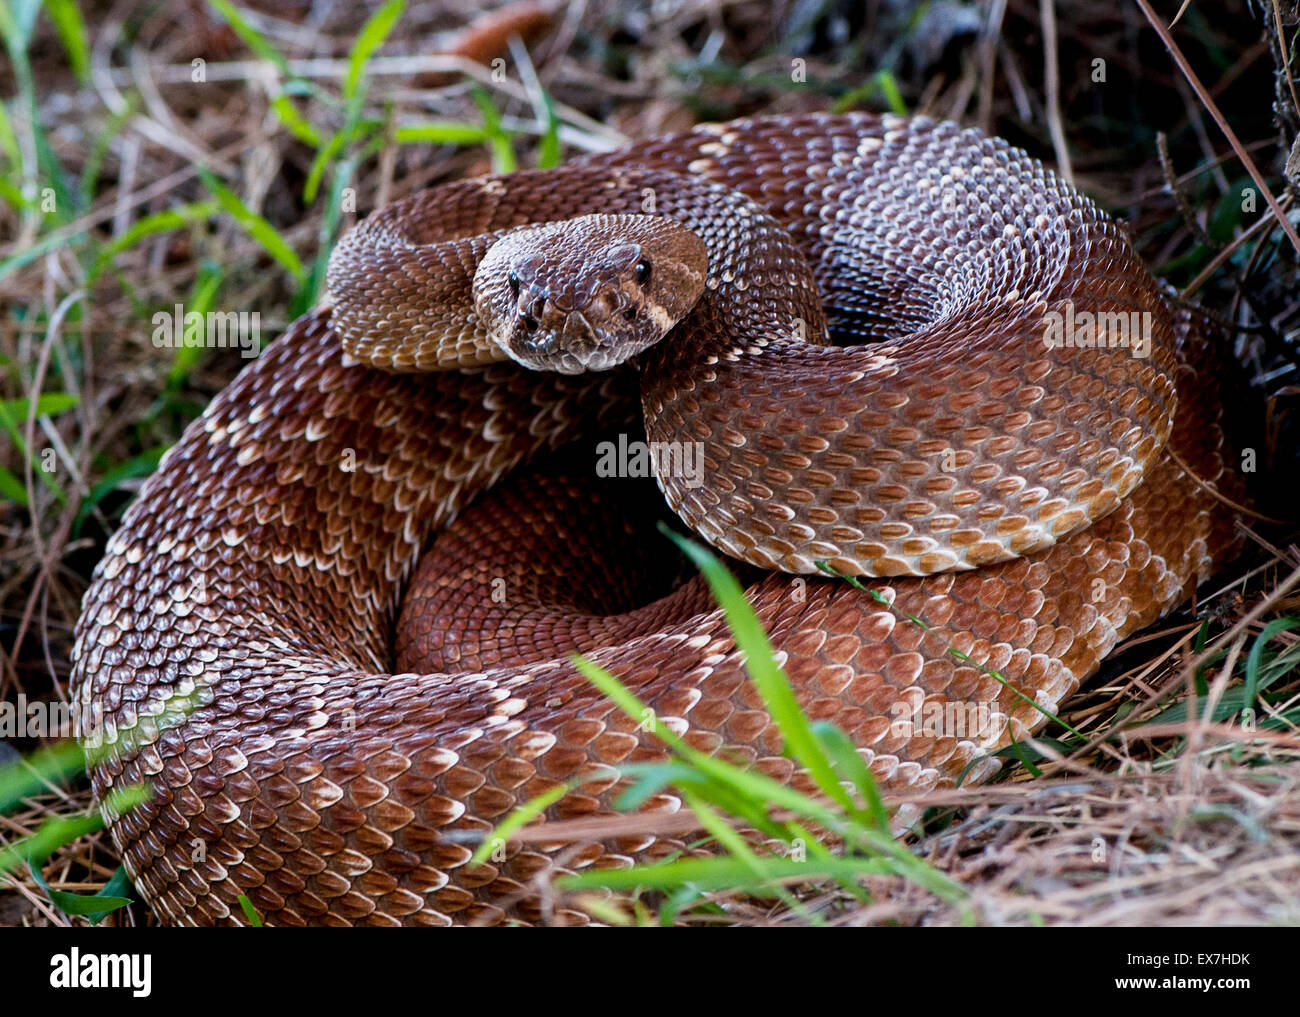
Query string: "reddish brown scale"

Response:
xmin=72 ymin=114 xmax=1246 ymax=926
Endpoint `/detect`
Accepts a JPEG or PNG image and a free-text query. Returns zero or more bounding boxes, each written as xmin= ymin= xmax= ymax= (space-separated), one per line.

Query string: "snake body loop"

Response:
xmin=72 ymin=113 xmax=1245 ymax=926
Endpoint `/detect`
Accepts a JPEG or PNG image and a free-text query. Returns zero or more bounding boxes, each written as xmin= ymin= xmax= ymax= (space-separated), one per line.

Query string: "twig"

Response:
xmin=976 ymin=0 xmax=1008 ymax=134
xmin=1183 ymin=192 xmax=1295 ymax=298
xmin=1157 ymin=131 xmax=1216 ymax=250
xmin=1274 ymin=0 xmax=1300 ymax=121
xmin=1162 ymin=448 xmax=1285 ymax=525
xmin=1039 ymin=0 xmax=1073 ymax=182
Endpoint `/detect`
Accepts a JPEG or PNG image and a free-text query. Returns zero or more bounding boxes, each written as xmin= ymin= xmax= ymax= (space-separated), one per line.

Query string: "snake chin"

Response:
xmin=473 ymin=213 xmax=708 ymax=373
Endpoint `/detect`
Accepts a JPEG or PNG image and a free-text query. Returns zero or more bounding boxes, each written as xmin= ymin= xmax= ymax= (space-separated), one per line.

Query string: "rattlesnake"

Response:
xmin=71 ymin=113 xmax=1245 ymax=926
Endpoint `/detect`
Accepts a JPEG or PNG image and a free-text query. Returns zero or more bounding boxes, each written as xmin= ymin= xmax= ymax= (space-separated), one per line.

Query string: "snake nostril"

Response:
xmin=623 ymin=306 xmax=639 ymax=323
xmin=521 ymin=314 xmax=540 ymax=334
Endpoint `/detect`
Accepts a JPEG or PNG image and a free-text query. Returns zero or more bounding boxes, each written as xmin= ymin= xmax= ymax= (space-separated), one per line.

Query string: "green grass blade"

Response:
xmin=0 ymin=784 xmax=150 ymax=877
xmin=271 ymin=94 xmax=323 ymax=147
xmin=303 ymin=125 xmax=350 ymax=206
xmin=557 ymin=854 xmax=895 ymax=893
xmin=0 ymin=0 xmax=41 ymax=50
xmin=874 ymin=69 xmax=907 ymax=114
xmin=343 ymin=0 xmax=405 ymax=101
xmin=80 ymin=97 xmax=136 ymax=200
xmin=536 ymin=91 xmax=561 ymax=169
xmin=167 ymin=264 xmax=223 ymax=385
xmin=0 ymin=90 xmax=23 ymax=171
xmin=610 ymin=761 xmax=703 ymax=810
xmin=0 ymin=393 xmax=78 ymax=503
xmin=0 ymin=392 xmax=78 ymax=418
xmin=1192 ymin=617 xmax=1211 ymax=700
xmin=205 ymin=0 xmax=291 ymax=75
xmin=296 ymin=146 xmax=365 ymax=313
xmin=567 ymin=627 xmax=967 ymax=914
xmin=0 ymin=172 xmax=25 ymax=212
xmin=0 ymin=227 xmax=84 ymax=281
xmin=31 ymin=114 xmax=73 ymax=218
xmin=81 ymin=865 xmax=137 ymax=924
xmin=810 ymin=721 xmax=888 ymax=831
xmin=73 ymin=447 xmax=165 ymax=535
xmin=393 ymin=122 xmax=494 ymax=146
xmin=236 ymin=894 xmax=264 ymax=926
xmin=662 ymin=526 xmax=854 ymax=813
xmin=574 ymin=654 xmax=847 ymax=828
xmin=42 ymin=0 xmax=89 ymax=82
xmin=469 ymin=782 xmax=571 ymax=866
xmin=0 ymin=462 xmax=29 ymax=505
xmin=1000 ymin=733 xmax=1043 ymax=777
xmin=199 ymin=169 xmax=304 ymax=280
xmin=1244 ymin=618 xmax=1299 ymax=714
xmin=0 ymin=740 xmax=85 ymax=813
xmin=470 ymin=88 xmax=516 ymax=173
xmin=682 ymin=791 xmax=816 ymax=921
xmin=2 ymin=814 xmax=104 ymax=876
xmin=28 ymin=860 xmax=132 ymax=919
xmin=89 ymin=202 xmax=219 ymax=283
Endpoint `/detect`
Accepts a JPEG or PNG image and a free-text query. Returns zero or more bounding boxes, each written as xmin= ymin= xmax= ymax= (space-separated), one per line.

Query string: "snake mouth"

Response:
xmin=496 ymin=290 xmax=675 ymax=373
xmin=496 ymin=307 xmax=622 ymax=373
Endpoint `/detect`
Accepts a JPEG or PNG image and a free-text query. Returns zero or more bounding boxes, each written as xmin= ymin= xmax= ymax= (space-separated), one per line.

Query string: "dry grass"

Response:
xmin=652 ymin=766 xmax=1300 ymax=927
xmin=1 ymin=0 xmax=1297 ymax=926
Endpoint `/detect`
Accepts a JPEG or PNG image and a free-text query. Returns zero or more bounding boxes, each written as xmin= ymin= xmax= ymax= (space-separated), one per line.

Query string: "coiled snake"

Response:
xmin=71 ymin=113 xmax=1245 ymax=926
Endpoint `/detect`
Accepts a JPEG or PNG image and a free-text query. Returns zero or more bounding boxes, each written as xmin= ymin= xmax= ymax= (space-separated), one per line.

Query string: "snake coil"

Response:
xmin=72 ymin=113 xmax=1245 ymax=926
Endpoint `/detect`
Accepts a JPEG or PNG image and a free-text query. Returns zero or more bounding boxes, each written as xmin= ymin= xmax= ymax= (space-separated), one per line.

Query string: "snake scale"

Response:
xmin=71 ymin=113 xmax=1246 ymax=926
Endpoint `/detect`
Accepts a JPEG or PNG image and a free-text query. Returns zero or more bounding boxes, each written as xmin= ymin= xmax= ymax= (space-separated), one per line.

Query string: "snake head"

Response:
xmin=473 ymin=213 xmax=709 ymax=373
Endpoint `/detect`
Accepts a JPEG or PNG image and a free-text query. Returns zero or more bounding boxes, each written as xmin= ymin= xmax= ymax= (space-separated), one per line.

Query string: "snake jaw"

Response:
xmin=474 ymin=213 xmax=708 ymax=374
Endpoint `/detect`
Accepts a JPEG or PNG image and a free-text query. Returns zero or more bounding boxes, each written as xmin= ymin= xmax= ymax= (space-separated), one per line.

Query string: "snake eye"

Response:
xmin=508 ymin=271 xmax=521 ymax=297
xmin=634 ymin=258 xmax=651 ymax=285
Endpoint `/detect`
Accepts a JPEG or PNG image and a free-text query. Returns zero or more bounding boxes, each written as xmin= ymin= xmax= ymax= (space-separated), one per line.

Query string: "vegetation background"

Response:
xmin=1 ymin=0 xmax=1298 ymax=925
